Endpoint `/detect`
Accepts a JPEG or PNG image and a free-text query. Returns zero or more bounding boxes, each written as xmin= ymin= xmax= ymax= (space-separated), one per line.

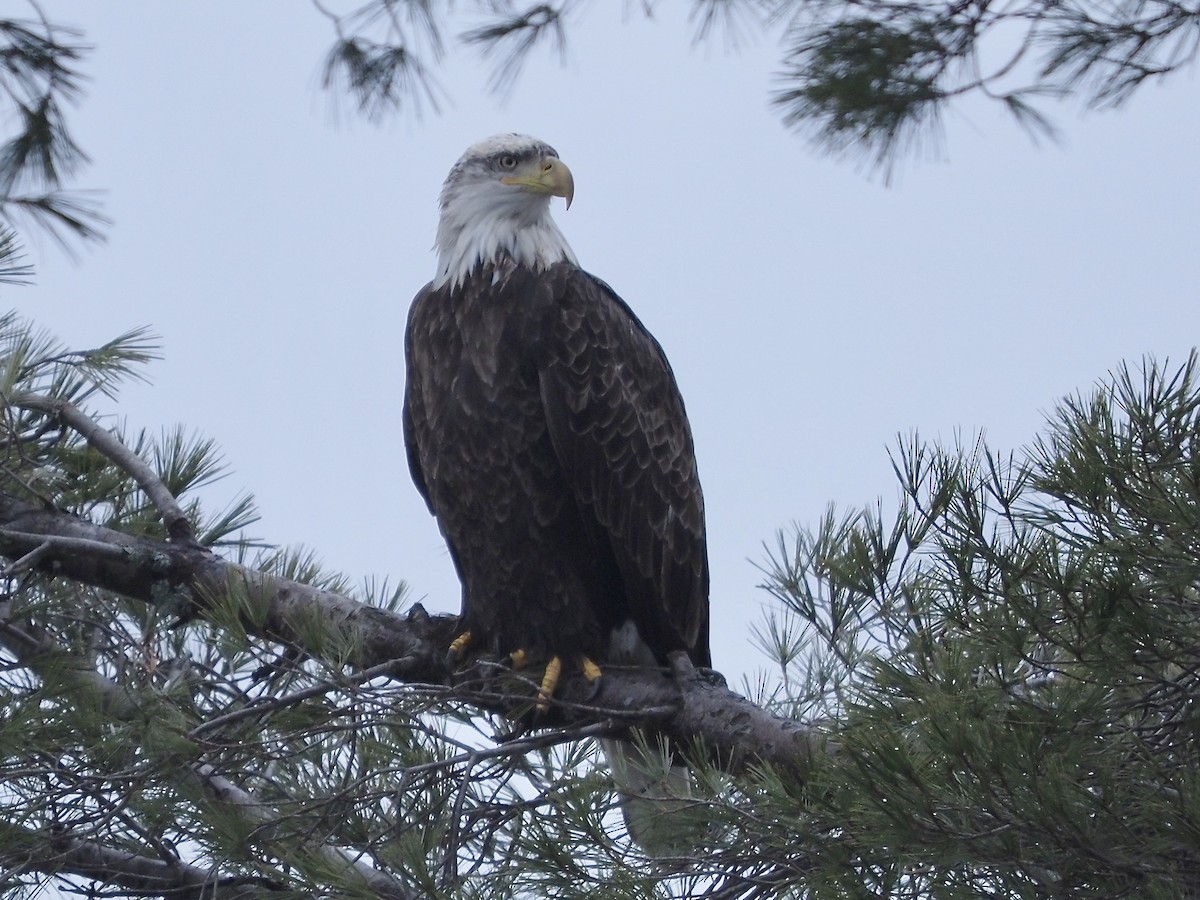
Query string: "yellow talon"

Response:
xmin=581 ymin=657 xmax=602 ymax=683
xmin=447 ymin=630 xmax=473 ymax=664
xmin=536 ymin=656 xmax=562 ymax=712
xmin=509 ymin=648 xmax=529 ymax=669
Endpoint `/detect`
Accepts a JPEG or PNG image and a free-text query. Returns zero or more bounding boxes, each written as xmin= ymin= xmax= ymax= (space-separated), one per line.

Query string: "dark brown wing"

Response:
xmin=536 ymin=264 xmax=710 ymax=667
xmin=403 ymin=270 xmax=612 ymax=659
xmin=402 ymin=282 xmax=435 ymax=515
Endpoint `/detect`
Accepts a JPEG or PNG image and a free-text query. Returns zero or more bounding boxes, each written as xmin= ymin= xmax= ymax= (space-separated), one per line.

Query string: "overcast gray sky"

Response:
xmin=21 ymin=2 xmax=1200 ymax=678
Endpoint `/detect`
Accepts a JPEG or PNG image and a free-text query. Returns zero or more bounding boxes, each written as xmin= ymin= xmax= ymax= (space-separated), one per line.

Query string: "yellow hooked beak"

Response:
xmin=500 ymin=156 xmax=575 ymax=210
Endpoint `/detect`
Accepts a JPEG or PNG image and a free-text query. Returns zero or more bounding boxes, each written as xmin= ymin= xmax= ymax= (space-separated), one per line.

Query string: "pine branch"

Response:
xmin=0 ymin=222 xmax=32 ymax=282
xmin=0 ymin=486 xmax=831 ymax=783
xmin=0 ymin=586 xmax=418 ymax=900
xmin=0 ymin=591 xmax=142 ymax=719
xmin=191 ymin=763 xmax=415 ymax=900
xmin=0 ymin=822 xmax=280 ymax=900
xmin=461 ymin=3 xmax=571 ymax=95
xmin=310 ymin=1 xmax=1198 ymax=168
xmin=10 ymin=391 xmax=194 ymax=542
xmin=0 ymin=10 xmax=105 ymax=251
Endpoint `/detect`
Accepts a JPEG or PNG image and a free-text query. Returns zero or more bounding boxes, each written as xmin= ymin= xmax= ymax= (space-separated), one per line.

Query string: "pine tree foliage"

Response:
xmin=4 ymin=305 xmax=1199 ymax=897
xmin=0 ymin=6 xmax=105 ymax=256
xmin=0 ymin=311 xmax=717 ymax=897
xmin=755 ymin=354 xmax=1200 ymax=897
xmin=5 ymin=7 xmax=1199 ymax=898
xmin=313 ymin=0 xmax=1199 ymax=167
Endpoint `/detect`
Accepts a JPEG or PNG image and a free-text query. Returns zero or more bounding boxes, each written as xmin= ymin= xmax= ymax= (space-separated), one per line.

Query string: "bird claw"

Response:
xmin=446 ymin=630 xmax=473 ymax=668
xmin=535 ymin=656 xmax=562 ymax=713
xmin=581 ymin=656 xmax=603 ymax=699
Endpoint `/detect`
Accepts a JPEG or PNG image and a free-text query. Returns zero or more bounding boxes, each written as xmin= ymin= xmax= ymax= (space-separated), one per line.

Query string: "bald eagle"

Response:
xmin=403 ymin=134 xmax=710 ymax=852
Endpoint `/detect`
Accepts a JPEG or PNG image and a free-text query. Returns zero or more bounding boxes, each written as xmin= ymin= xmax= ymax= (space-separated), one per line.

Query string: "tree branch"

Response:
xmin=0 ymin=580 xmax=418 ymax=900
xmin=191 ymin=763 xmax=415 ymax=900
xmin=0 ymin=487 xmax=832 ymax=781
xmin=10 ymin=391 xmax=195 ymax=542
xmin=0 ymin=822 xmax=278 ymax=899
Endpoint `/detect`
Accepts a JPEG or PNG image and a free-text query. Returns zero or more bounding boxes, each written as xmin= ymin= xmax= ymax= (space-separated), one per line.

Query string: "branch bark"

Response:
xmin=0 ymin=488 xmax=832 ymax=781
xmin=0 ymin=823 xmax=277 ymax=900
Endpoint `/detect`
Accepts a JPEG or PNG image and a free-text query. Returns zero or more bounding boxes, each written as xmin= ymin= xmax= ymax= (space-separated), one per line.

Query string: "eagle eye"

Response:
xmin=498 ymin=154 xmax=518 ymax=170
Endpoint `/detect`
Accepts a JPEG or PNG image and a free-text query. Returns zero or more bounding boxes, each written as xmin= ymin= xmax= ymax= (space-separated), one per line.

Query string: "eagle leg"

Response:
xmin=446 ymin=630 xmax=473 ymax=667
xmin=535 ymin=656 xmax=563 ymax=712
xmin=509 ymin=648 xmax=529 ymax=669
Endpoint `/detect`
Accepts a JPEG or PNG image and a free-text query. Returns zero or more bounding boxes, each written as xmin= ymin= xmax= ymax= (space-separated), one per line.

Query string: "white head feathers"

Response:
xmin=434 ymin=134 xmax=578 ymax=291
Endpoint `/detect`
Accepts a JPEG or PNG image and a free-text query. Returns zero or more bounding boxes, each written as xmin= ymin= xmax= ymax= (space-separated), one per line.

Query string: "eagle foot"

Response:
xmin=446 ymin=630 xmax=474 ymax=668
xmin=508 ymin=648 xmax=529 ymax=669
xmin=532 ymin=656 xmax=602 ymax=709
xmin=535 ymin=656 xmax=563 ymax=712
xmin=580 ymin=657 xmax=603 ymax=699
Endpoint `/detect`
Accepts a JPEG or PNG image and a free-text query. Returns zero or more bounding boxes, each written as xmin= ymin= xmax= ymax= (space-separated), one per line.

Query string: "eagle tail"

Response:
xmin=600 ymin=736 xmax=706 ymax=859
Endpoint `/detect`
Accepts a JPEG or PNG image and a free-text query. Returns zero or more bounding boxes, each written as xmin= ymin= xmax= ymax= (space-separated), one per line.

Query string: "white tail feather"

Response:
xmin=601 ymin=736 xmax=700 ymax=858
xmin=603 ymin=621 xmax=709 ymax=856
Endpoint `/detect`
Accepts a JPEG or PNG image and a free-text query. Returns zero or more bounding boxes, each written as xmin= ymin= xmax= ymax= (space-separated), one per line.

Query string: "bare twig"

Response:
xmin=0 ymin=528 xmax=151 ymax=562
xmin=1 ymin=536 xmax=51 ymax=575
xmin=188 ymin=658 xmax=413 ymax=740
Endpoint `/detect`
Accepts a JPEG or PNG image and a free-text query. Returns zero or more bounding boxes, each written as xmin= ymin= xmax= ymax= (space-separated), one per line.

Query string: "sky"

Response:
xmin=18 ymin=2 xmax=1200 ymax=682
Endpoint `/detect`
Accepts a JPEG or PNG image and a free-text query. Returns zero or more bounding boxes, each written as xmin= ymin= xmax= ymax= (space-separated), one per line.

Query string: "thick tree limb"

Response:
xmin=0 ymin=823 xmax=277 ymax=899
xmin=0 ymin=488 xmax=833 ymax=781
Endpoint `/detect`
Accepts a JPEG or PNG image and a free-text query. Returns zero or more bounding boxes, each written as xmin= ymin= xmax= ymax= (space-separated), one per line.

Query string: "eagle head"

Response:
xmin=434 ymin=134 xmax=578 ymax=291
